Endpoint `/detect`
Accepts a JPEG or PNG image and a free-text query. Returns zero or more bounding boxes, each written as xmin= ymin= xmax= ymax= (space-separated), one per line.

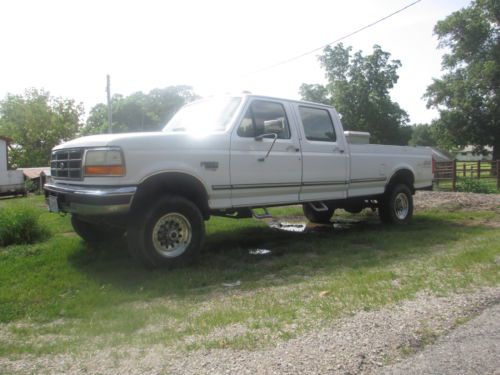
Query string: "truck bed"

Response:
xmin=348 ymin=144 xmax=432 ymax=198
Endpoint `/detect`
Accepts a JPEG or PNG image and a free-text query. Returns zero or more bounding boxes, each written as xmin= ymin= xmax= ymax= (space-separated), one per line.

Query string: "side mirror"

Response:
xmin=263 ymin=118 xmax=285 ymax=134
xmin=255 ymin=118 xmax=285 ymax=141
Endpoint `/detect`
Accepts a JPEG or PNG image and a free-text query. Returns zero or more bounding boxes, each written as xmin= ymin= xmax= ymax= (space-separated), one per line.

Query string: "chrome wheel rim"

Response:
xmin=152 ymin=213 xmax=192 ymax=257
xmin=394 ymin=192 xmax=409 ymax=220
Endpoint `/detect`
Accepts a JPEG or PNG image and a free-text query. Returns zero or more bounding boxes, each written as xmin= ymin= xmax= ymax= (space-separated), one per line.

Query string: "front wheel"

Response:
xmin=127 ymin=195 xmax=205 ymax=268
xmin=378 ymin=184 xmax=413 ymax=224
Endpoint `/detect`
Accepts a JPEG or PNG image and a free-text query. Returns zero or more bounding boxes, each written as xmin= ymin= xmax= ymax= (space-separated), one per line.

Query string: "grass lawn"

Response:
xmin=456 ymin=160 xmax=495 ymax=173
xmin=0 ymin=196 xmax=499 ymax=357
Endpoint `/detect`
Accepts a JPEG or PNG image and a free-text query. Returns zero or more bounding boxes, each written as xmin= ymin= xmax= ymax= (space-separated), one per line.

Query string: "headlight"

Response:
xmin=84 ymin=148 xmax=125 ymax=176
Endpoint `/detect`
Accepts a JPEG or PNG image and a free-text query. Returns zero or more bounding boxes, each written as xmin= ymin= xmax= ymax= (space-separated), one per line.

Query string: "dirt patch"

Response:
xmin=413 ymin=191 xmax=499 ymax=212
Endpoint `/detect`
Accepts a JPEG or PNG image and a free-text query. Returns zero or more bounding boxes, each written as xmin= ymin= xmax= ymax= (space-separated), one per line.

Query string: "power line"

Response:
xmin=249 ymin=0 xmax=423 ymax=75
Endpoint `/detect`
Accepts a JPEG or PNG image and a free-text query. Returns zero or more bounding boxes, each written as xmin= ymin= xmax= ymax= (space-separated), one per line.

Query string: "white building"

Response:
xmin=0 ymin=136 xmax=8 ymax=172
xmin=456 ymin=146 xmax=493 ymax=162
xmin=0 ymin=136 xmax=25 ymax=196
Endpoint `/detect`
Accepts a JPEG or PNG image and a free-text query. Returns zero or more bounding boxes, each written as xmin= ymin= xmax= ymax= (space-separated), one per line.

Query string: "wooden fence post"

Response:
xmin=497 ymin=160 xmax=499 ymax=190
xmin=452 ymin=160 xmax=457 ymax=191
xmin=463 ymin=163 xmax=466 ymax=177
xmin=477 ymin=161 xmax=481 ymax=179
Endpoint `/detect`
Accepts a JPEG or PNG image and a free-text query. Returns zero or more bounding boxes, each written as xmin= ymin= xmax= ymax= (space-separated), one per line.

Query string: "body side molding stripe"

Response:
xmin=212 ymin=182 xmax=301 ymax=190
xmin=212 ymin=184 xmax=232 ymax=190
xmin=349 ymin=177 xmax=387 ymax=183
xmin=212 ymin=181 xmax=348 ymax=190
xmin=212 ymin=178 xmax=387 ymax=191
xmin=302 ymin=180 xmax=348 ymax=186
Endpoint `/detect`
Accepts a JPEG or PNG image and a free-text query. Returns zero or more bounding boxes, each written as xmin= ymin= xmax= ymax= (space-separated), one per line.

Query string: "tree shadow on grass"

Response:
xmin=67 ymin=214 xmax=495 ymax=301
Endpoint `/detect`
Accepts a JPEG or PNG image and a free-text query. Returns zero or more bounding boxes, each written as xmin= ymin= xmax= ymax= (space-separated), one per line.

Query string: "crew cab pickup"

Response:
xmin=44 ymin=95 xmax=432 ymax=267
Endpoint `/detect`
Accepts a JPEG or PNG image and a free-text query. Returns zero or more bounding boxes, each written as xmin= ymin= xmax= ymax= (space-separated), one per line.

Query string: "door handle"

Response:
xmin=287 ymin=145 xmax=300 ymax=152
xmin=333 ymin=146 xmax=345 ymax=153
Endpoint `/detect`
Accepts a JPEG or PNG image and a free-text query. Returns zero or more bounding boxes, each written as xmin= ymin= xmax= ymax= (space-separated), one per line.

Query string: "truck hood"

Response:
xmin=53 ymin=131 xmax=215 ymax=151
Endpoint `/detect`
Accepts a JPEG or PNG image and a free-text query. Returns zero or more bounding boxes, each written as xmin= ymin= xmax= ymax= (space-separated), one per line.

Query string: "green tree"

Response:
xmin=408 ymin=124 xmax=436 ymax=147
xmin=300 ymin=43 xmax=409 ymax=144
xmin=299 ymin=84 xmax=331 ymax=105
xmin=399 ymin=125 xmax=413 ymax=146
xmin=84 ymin=102 xmax=108 ymax=136
xmin=81 ymin=86 xmax=198 ymax=135
xmin=425 ymin=0 xmax=499 ymax=161
xmin=0 ymin=89 xmax=83 ymax=167
xmin=429 ymin=120 xmax=456 ymax=152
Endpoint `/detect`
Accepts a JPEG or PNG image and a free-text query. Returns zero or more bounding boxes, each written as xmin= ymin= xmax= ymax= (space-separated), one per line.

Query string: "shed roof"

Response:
xmin=19 ymin=167 xmax=50 ymax=179
xmin=0 ymin=136 xmax=13 ymax=144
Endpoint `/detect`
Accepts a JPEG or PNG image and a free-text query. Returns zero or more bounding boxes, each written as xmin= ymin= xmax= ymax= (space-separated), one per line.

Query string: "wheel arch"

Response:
xmin=385 ymin=168 xmax=415 ymax=194
xmin=131 ymin=172 xmax=210 ymax=219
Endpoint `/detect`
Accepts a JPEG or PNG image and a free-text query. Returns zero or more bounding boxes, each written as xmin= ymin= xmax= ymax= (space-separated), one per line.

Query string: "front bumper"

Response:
xmin=44 ymin=182 xmax=137 ymax=216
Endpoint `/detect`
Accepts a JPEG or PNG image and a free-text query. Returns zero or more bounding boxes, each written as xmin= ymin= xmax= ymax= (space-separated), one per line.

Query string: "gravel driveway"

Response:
xmin=377 ymin=303 xmax=500 ymax=375
xmin=168 ymin=289 xmax=500 ymax=375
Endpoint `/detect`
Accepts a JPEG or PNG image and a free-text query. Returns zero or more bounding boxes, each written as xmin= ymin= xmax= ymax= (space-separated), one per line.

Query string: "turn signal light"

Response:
xmin=84 ymin=165 xmax=125 ymax=176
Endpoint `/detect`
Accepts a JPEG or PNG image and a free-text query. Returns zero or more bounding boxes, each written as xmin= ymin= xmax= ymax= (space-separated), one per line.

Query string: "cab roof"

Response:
xmin=242 ymin=94 xmax=334 ymax=109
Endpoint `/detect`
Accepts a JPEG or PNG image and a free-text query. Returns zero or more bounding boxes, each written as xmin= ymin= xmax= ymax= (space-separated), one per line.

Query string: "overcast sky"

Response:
xmin=0 ymin=0 xmax=470 ymax=125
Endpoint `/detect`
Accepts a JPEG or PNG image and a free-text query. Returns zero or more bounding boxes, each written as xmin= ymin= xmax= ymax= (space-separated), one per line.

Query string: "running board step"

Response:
xmin=251 ymin=207 xmax=273 ymax=219
xmin=308 ymin=201 xmax=329 ymax=212
xmin=216 ymin=208 xmax=253 ymax=219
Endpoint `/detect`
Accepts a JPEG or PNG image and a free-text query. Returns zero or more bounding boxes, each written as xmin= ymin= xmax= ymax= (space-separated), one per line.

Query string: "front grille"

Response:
xmin=50 ymin=149 xmax=84 ymax=180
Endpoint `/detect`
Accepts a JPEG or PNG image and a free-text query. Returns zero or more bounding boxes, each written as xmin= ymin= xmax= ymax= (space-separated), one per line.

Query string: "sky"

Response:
xmin=0 ymin=0 xmax=471 ymax=125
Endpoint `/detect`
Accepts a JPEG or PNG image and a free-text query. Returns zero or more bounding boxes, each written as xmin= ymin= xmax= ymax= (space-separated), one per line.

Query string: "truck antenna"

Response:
xmin=106 ymin=74 xmax=112 ymax=134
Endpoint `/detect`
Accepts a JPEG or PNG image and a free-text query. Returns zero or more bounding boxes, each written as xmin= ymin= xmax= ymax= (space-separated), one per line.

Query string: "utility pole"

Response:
xmin=106 ymin=75 xmax=112 ymax=134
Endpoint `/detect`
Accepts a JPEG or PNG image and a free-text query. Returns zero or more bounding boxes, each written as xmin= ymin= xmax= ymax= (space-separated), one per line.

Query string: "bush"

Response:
xmin=456 ymin=177 xmax=494 ymax=194
xmin=0 ymin=202 xmax=50 ymax=247
xmin=25 ymin=179 xmax=37 ymax=193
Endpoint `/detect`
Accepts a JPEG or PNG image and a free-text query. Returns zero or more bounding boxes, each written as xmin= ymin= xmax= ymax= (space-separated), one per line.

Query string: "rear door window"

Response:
xmin=299 ymin=106 xmax=336 ymax=142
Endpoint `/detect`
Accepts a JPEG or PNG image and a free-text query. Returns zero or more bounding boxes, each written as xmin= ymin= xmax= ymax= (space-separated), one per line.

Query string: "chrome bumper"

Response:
xmin=44 ymin=182 xmax=137 ymax=216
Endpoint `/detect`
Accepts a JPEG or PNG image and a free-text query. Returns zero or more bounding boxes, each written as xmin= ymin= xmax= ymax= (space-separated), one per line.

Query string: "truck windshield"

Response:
xmin=163 ymin=97 xmax=242 ymax=134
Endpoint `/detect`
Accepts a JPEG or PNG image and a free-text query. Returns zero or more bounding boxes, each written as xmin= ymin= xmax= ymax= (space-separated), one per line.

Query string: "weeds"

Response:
xmin=0 ymin=200 xmax=50 ymax=247
xmin=456 ymin=177 xmax=496 ymax=194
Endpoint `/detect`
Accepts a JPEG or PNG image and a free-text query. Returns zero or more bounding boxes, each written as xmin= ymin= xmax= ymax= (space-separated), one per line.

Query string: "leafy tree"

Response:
xmin=299 ymin=84 xmax=331 ymax=105
xmin=81 ymin=86 xmax=198 ymax=135
xmin=425 ymin=0 xmax=499 ymax=161
xmin=408 ymin=124 xmax=436 ymax=147
xmin=0 ymin=89 xmax=83 ymax=167
xmin=406 ymin=123 xmax=457 ymax=151
xmin=84 ymin=103 xmax=109 ymax=136
xmin=300 ymin=43 xmax=409 ymax=144
xmin=428 ymin=120 xmax=456 ymax=152
xmin=399 ymin=125 xmax=413 ymax=146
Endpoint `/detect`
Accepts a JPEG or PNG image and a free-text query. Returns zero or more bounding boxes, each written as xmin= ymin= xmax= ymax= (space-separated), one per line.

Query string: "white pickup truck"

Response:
xmin=44 ymin=95 xmax=432 ymax=267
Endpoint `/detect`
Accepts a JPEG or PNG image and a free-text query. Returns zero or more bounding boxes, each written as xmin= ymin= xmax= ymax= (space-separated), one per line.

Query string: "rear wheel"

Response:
xmin=302 ymin=203 xmax=334 ymax=224
xmin=127 ymin=195 xmax=205 ymax=267
xmin=378 ymin=184 xmax=413 ymax=224
xmin=71 ymin=215 xmax=125 ymax=243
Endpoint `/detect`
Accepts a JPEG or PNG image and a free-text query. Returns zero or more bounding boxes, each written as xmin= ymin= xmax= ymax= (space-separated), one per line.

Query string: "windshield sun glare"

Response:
xmin=163 ymin=97 xmax=241 ymax=134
